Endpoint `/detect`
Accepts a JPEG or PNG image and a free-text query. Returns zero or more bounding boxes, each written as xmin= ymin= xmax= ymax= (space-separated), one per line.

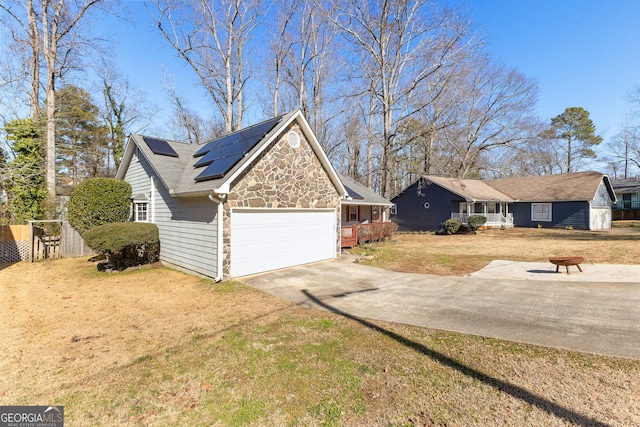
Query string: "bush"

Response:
xmin=84 ymin=222 xmax=159 ymax=270
xmin=443 ymin=218 xmax=462 ymax=235
xmin=68 ymin=178 xmax=131 ymax=235
xmin=357 ymin=221 xmax=398 ymax=245
xmin=467 ymin=215 xmax=487 ymax=233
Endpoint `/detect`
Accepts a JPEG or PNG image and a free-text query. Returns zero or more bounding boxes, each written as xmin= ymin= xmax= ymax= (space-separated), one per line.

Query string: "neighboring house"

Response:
xmin=611 ymin=178 xmax=640 ymax=220
xmin=392 ymin=171 xmax=616 ymax=231
xmin=391 ymin=176 xmax=515 ymax=232
xmin=337 ymin=172 xmax=393 ymax=247
xmin=116 ymin=110 xmax=347 ymax=280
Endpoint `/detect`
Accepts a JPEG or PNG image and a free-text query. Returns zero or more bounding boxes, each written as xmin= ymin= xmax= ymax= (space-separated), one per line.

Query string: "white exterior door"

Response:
xmin=230 ymin=209 xmax=337 ymax=277
xmin=590 ymin=207 xmax=612 ymax=230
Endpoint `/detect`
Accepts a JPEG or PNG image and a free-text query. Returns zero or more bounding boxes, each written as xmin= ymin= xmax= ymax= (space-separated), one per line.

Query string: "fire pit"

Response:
xmin=548 ymin=256 xmax=584 ymax=274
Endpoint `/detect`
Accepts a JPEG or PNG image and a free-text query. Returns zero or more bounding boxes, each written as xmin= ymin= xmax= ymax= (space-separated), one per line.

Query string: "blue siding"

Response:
xmin=511 ymin=201 xmax=590 ymax=229
xmin=124 ymin=150 xmax=219 ymax=278
xmin=391 ymin=179 xmax=464 ymax=231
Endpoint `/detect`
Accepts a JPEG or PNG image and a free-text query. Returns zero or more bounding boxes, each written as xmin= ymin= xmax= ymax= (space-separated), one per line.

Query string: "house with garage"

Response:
xmin=116 ymin=110 xmax=347 ymax=280
xmin=391 ymin=171 xmax=616 ymax=231
xmin=337 ymin=172 xmax=394 ymax=247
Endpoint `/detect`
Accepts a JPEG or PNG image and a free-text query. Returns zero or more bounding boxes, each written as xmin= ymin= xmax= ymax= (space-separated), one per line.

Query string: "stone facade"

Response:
xmin=222 ymin=122 xmax=341 ymax=276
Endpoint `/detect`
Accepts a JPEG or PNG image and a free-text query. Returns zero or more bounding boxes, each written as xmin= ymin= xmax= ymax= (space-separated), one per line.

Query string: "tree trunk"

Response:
xmin=27 ymin=0 xmax=40 ymax=116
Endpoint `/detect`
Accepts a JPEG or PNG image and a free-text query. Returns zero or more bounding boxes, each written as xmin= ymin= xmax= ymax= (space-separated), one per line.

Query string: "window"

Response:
xmin=390 ymin=204 xmax=397 ymax=215
xmin=372 ymin=206 xmax=380 ymax=221
xmin=134 ymin=202 xmax=149 ymax=222
xmin=349 ymin=206 xmax=358 ymax=222
xmin=531 ymin=203 xmax=552 ymax=222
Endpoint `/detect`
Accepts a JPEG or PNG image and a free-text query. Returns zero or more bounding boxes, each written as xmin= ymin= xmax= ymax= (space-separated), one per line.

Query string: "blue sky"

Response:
xmin=100 ymin=1 xmax=640 ymax=158
xmin=465 ymin=0 xmax=640 ymax=138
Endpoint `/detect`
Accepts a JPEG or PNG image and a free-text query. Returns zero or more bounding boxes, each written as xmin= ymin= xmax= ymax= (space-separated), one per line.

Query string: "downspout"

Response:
xmin=209 ymin=193 xmax=226 ymax=283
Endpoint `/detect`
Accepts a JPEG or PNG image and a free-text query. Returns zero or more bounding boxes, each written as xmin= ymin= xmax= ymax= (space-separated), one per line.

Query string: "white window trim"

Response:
xmin=390 ymin=204 xmax=397 ymax=215
xmin=134 ymin=202 xmax=149 ymax=222
xmin=531 ymin=203 xmax=552 ymax=222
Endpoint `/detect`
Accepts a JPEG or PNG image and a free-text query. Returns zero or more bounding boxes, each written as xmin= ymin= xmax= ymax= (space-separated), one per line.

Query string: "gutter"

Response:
xmin=208 ymin=193 xmax=227 ymax=283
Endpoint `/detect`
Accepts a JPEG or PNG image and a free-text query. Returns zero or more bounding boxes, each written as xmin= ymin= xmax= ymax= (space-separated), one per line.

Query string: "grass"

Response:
xmin=2 ymin=226 xmax=640 ymax=425
xmin=353 ymin=222 xmax=640 ymax=275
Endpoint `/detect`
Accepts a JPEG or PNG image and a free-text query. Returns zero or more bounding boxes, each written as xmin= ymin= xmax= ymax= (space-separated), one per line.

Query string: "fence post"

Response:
xmin=28 ymin=221 xmax=33 ymax=263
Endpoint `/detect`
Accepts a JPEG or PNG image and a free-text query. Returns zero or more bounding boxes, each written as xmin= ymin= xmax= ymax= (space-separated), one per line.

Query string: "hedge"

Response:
xmin=68 ymin=178 xmax=132 ymax=235
xmin=84 ymin=222 xmax=159 ymax=270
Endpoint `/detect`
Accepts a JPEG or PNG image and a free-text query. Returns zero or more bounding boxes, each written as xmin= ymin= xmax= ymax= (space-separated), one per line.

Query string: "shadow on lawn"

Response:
xmin=301 ymin=289 xmax=611 ymax=427
xmin=0 ymin=261 xmax=18 ymax=271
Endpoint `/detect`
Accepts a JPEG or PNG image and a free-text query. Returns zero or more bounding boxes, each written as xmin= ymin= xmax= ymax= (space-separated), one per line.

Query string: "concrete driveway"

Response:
xmin=241 ymin=257 xmax=640 ymax=359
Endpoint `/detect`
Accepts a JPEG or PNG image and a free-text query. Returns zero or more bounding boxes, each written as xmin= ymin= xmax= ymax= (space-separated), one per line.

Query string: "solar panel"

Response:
xmin=194 ymin=144 xmax=247 ymax=168
xmin=194 ymin=116 xmax=282 ymax=159
xmin=195 ymin=153 xmax=245 ymax=182
xmin=143 ymin=137 xmax=179 ymax=158
xmin=344 ymin=185 xmax=364 ymax=200
xmin=192 ymin=115 xmax=282 ymax=181
xmin=193 ymin=134 xmax=238 ymax=157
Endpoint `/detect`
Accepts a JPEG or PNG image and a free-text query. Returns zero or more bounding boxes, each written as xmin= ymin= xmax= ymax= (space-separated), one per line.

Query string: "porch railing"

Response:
xmin=341 ymin=225 xmax=358 ymax=248
xmin=341 ymin=222 xmax=396 ymax=248
xmin=450 ymin=213 xmax=514 ymax=228
xmin=613 ymin=200 xmax=640 ymax=210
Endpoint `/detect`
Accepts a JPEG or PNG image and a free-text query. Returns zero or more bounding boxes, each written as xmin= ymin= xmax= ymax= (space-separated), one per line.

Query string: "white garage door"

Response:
xmin=231 ymin=209 xmax=337 ymax=277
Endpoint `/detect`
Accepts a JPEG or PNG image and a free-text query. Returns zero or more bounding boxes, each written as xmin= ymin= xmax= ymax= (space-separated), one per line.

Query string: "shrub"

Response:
xmin=357 ymin=221 xmax=398 ymax=245
xmin=84 ymin=222 xmax=159 ymax=270
xmin=442 ymin=218 xmax=462 ymax=235
xmin=467 ymin=215 xmax=487 ymax=233
xmin=68 ymin=178 xmax=132 ymax=235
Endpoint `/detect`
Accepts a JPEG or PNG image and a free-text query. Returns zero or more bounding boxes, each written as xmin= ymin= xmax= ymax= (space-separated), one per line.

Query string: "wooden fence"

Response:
xmin=0 ymin=222 xmax=93 ymax=263
xmin=0 ymin=225 xmax=30 ymax=262
xmin=60 ymin=222 xmax=94 ymax=258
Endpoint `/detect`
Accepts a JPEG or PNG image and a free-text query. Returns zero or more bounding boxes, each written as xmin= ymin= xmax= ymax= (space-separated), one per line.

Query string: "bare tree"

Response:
xmin=163 ymin=80 xmax=224 ymax=144
xmin=263 ymin=0 xmax=342 ymax=158
xmin=323 ymin=0 xmax=470 ymax=197
xmin=264 ymin=0 xmax=298 ymax=117
xmin=441 ymin=60 xmax=539 ymax=178
xmin=99 ymin=65 xmax=159 ymax=174
xmin=1 ymin=0 xmax=104 ymax=200
xmin=603 ymin=120 xmax=640 ymax=179
xmin=0 ymin=1 xmax=41 ymax=116
xmin=152 ymin=0 xmax=263 ymax=132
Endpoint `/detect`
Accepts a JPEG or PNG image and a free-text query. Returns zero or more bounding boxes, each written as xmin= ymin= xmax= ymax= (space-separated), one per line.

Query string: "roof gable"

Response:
xmin=116 ymin=110 xmax=347 ymax=198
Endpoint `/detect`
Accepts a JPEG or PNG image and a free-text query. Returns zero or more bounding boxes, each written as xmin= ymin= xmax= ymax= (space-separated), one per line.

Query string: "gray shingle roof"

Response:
xmin=486 ymin=171 xmax=609 ymax=202
xmin=337 ymin=172 xmax=392 ymax=206
xmin=423 ymin=176 xmax=514 ymax=202
xmin=612 ymin=178 xmax=640 ymax=194
xmin=123 ymin=111 xmax=296 ymax=196
xmin=117 ymin=110 xmax=347 ymax=198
